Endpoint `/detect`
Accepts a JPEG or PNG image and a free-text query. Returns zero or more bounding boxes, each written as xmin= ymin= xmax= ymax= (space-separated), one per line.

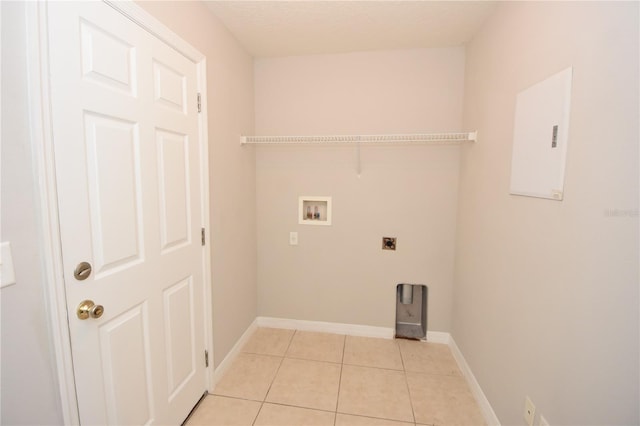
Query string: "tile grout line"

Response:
xmin=254 ymin=400 xmax=337 ymax=414
xmin=251 ymin=400 xmax=264 ymax=426
xmin=284 ymin=328 xmax=297 ymax=354
xmin=264 ymin=328 xmax=296 ymax=397
xmin=333 ymin=334 xmax=348 ymax=426
xmin=398 ymin=339 xmax=418 ymax=425
xmin=252 ymin=328 xmax=297 ymax=425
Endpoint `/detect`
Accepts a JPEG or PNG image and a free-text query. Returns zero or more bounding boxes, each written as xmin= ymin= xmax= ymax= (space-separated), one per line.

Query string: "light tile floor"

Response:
xmin=186 ymin=328 xmax=485 ymax=426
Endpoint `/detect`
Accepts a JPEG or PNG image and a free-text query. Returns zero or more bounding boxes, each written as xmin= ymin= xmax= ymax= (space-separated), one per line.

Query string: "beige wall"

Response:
xmin=5 ymin=2 xmax=637 ymax=424
xmin=454 ymin=2 xmax=639 ymax=425
xmin=255 ymin=49 xmax=465 ymax=331
xmin=137 ymin=1 xmax=257 ymax=368
xmin=1 ymin=2 xmax=64 ymax=424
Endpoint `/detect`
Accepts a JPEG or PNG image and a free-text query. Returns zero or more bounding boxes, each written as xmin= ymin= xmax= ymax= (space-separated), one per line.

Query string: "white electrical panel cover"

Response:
xmin=510 ymin=67 xmax=573 ymax=200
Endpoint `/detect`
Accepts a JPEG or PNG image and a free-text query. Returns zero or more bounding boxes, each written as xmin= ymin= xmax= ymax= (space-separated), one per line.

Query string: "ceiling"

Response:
xmin=204 ymin=1 xmax=499 ymax=58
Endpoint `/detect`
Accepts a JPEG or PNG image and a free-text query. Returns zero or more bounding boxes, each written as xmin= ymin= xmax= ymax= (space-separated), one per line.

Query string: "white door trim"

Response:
xmin=25 ymin=2 xmax=213 ymax=424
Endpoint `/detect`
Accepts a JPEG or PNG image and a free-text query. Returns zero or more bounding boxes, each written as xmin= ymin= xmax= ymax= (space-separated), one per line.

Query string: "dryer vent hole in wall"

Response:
xmin=382 ymin=237 xmax=396 ymax=250
xmin=395 ymin=284 xmax=427 ymax=340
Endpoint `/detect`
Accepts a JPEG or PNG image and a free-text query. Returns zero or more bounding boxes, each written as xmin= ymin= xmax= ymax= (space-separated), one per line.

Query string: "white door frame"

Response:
xmin=25 ymin=2 xmax=214 ymax=424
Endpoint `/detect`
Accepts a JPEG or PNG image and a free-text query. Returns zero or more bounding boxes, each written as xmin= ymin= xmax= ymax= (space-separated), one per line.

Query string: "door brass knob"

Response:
xmin=77 ymin=300 xmax=104 ymax=320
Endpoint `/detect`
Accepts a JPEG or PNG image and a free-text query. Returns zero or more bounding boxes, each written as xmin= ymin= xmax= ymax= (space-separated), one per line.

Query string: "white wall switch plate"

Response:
xmin=1 ymin=241 xmax=17 ymax=288
xmin=524 ymin=396 xmax=536 ymax=426
xmin=289 ymin=232 xmax=298 ymax=246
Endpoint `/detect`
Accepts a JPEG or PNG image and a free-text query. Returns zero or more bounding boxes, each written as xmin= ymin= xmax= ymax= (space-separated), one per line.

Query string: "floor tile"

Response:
xmin=338 ymin=365 xmax=414 ymax=423
xmin=185 ymin=395 xmax=261 ymax=426
xmin=336 ymin=413 xmax=415 ymax=426
xmin=242 ymin=327 xmax=295 ymax=356
xmin=407 ymin=372 xmax=485 ymax=426
xmin=213 ymin=353 xmax=282 ymax=401
xmin=343 ymin=336 xmax=404 ymax=370
xmin=192 ymin=329 xmax=487 ymax=426
xmin=398 ymin=339 xmax=461 ymax=376
xmin=266 ymin=358 xmax=341 ymax=411
xmin=254 ymin=403 xmax=335 ymax=426
xmin=286 ymin=331 xmax=345 ymax=363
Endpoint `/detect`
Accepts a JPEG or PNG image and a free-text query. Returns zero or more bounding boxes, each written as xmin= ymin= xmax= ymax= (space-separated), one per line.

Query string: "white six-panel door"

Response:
xmin=47 ymin=2 xmax=206 ymax=424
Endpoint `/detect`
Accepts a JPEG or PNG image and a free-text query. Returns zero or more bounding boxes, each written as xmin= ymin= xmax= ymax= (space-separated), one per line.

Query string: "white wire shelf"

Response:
xmin=240 ymin=131 xmax=477 ymax=145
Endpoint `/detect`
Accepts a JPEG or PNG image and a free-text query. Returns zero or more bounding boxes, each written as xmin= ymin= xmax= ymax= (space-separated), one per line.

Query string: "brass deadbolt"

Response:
xmin=74 ymin=262 xmax=92 ymax=281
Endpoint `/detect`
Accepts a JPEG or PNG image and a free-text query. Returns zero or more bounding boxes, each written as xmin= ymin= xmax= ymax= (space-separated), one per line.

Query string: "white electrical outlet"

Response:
xmin=538 ymin=414 xmax=550 ymax=426
xmin=524 ymin=396 xmax=536 ymax=426
xmin=289 ymin=232 xmax=298 ymax=246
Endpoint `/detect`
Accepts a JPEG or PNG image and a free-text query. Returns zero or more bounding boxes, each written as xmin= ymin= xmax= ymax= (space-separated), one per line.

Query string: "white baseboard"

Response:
xmin=256 ymin=316 xmax=395 ymax=338
xmin=257 ymin=317 xmax=452 ymax=344
xmin=426 ymin=331 xmax=450 ymax=344
xmin=449 ymin=337 xmax=501 ymax=426
xmin=212 ymin=318 xmax=258 ymax=386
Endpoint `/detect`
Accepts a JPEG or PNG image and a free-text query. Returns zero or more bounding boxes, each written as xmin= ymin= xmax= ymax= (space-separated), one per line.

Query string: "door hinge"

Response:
xmin=197 ymin=92 xmax=202 ymax=113
xmin=201 ymin=228 xmax=205 ymax=246
xmin=204 ymin=349 xmax=209 ymax=367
